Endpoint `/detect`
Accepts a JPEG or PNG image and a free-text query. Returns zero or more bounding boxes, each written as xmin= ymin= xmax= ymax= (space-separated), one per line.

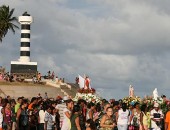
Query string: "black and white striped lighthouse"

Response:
xmin=19 ymin=12 xmax=32 ymax=62
xmin=11 ymin=12 xmax=37 ymax=77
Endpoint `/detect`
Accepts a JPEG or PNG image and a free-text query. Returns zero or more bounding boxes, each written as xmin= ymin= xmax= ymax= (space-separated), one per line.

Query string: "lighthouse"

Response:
xmin=11 ymin=12 xmax=37 ymax=78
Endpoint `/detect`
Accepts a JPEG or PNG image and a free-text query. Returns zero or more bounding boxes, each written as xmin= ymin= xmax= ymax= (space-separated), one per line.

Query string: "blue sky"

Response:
xmin=1 ymin=0 xmax=170 ymax=100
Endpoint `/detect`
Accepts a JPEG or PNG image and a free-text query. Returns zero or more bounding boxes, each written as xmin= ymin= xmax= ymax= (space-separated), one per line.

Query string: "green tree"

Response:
xmin=0 ymin=5 xmax=19 ymax=42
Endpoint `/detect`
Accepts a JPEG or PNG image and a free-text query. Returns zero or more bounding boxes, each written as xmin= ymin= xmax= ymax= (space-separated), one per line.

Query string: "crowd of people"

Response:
xmin=0 ymin=71 xmax=63 ymax=85
xmin=0 ymin=72 xmax=18 ymax=82
xmin=60 ymin=98 xmax=170 ymax=130
xmin=0 ymin=95 xmax=61 ymax=130
xmin=0 ymin=94 xmax=168 ymax=130
xmin=0 ymin=68 xmax=170 ymax=130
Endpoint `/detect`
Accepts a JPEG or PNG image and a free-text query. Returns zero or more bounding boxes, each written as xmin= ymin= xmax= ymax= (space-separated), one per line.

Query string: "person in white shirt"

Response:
xmin=61 ymin=99 xmax=74 ymax=130
xmin=38 ymin=102 xmax=46 ymax=130
xmin=150 ymin=103 xmax=164 ymax=130
xmin=117 ymin=103 xmax=130 ymax=130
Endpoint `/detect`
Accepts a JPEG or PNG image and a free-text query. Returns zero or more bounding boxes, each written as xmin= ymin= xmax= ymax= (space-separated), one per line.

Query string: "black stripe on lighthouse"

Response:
xmin=21 ymin=33 xmax=30 ymax=38
xmin=21 ymin=24 xmax=30 ymax=30
xmin=21 ymin=42 xmax=30 ymax=47
xmin=20 ymin=51 xmax=30 ymax=56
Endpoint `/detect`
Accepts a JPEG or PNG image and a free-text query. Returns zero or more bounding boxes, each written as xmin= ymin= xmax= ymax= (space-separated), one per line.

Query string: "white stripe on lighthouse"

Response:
xmin=19 ymin=56 xmax=31 ymax=62
xmin=20 ymin=47 xmax=30 ymax=51
xmin=21 ymin=38 xmax=30 ymax=42
xmin=21 ymin=30 xmax=30 ymax=33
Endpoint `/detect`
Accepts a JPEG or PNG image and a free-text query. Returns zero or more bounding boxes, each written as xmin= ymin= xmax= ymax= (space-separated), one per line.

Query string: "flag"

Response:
xmin=78 ymin=75 xmax=85 ymax=88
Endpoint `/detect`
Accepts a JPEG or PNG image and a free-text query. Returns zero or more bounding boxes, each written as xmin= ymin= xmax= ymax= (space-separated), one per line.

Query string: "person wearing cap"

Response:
xmin=150 ymin=103 xmax=164 ymax=130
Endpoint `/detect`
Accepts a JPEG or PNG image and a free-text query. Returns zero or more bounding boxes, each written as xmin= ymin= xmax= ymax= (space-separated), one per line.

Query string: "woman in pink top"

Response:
xmin=3 ymin=102 xmax=12 ymax=130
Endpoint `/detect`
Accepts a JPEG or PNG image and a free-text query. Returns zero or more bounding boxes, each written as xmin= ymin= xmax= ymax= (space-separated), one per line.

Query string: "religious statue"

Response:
xmin=129 ymin=85 xmax=134 ymax=97
xmin=153 ymin=88 xmax=159 ymax=100
xmin=84 ymin=76 xmax=91 ymax=90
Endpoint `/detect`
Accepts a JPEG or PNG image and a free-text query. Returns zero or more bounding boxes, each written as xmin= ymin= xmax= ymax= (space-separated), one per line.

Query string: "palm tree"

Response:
xmin=0 ymin=5 xmax=19 ymax=42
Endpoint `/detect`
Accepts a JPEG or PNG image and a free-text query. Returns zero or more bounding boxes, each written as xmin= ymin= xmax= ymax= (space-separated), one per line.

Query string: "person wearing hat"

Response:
xmin=150 ymin=103 xmax=164 ymax=130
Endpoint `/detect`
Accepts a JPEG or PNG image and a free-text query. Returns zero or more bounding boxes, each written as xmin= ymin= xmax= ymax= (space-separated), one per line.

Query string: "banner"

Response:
xmin=78 ymin=75 xmax=85 ymax=88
